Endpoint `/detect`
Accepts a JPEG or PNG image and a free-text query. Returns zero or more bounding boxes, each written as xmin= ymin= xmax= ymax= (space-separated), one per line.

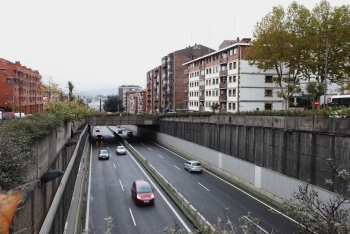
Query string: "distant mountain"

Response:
xmin=76 ymin=87 xmax=119 ymax=97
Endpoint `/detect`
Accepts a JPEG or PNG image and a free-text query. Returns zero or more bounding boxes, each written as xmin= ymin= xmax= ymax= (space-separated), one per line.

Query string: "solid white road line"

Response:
xmin=174 ymin=165 xmax=181 ymax=171
xmin=243 ymin=216 xmax=268 ymax=234
xmin=129 ymin=208 xmax=136 ymax=226
xmin=119 ymin=179 xmax=124 ymax=192
xmin=85 ymin=145 xmax=93 ymax=232
xmin=128 ymin=151 xmax=191 ymax=233
xmin=198 ymin=182 xmax=210 ymax=191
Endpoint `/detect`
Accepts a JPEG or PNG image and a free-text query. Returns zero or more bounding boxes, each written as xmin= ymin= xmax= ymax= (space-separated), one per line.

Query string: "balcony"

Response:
xmin=199 ymin=64 xmax=205 ymax=69
xmin=199 ymin=96 xmax=205 ymax=101
xmin=184 ymin=69 xmax=188 ymax=74
xmin=168 ymin=74 xmax=173 ymax=79
xmin=219 ymin=83 xmax=227 ymax=89
xmin=184 ymin=78 xmax=188 ymax=83
xmin=220 ymin=70 xmax=228 ymax=76
xmin=199 ymin=85 xmax=205 ymax=90
xmin=219 ymin=95 xmax=227 ymax=102
xmin=162 ymin=61 xmax=167 ymax=67
xmin=199 ymin=75 xmax=205 ymax=80
xmin=220 ymin=57 xmax=227 ymax=64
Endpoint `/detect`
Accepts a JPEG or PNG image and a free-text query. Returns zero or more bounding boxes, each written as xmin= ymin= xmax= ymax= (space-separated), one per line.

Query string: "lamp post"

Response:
xmin=317 ymin=35 xmax=328 ymax=107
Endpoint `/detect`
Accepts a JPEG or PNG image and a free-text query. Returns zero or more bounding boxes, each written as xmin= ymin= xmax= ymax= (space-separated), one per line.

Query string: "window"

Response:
xmin=233 ymin=76 xmax=236 ymax=82
xmin=233 ymin=62 xmax=237 ymax=69
xmin=265 ymin=103 xmax=272 ymax=110
xmin=228 ymin=103 xmax=232 ymax=110
xmin=265 ymin=76 xmax=273 ymax=83
xmin=234 ymin=48 xmax=237 ymax=54
xmin=233 ymin=89 xmax=236 ymax=97
xmin=229 ymin=63 xmax=233 ymax=70
xmin=229 ymin=76 xmax=232 ymax=82
xmin=233 ymin=103 xmax=236 ymax=110
xmin=230 ymin=50 xmax=233 ymax=56
xmin=265 ymin=90 xmax=273 ymax=97
xmin=228 ymin=90 xmax=232 ymax=97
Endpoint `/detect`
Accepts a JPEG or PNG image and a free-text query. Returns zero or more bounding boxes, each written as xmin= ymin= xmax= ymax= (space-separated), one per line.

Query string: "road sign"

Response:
xmin=327 ymin=98 xmax=331 ymax=104
xmin=314 ymin=100 xmax=320 ymax=107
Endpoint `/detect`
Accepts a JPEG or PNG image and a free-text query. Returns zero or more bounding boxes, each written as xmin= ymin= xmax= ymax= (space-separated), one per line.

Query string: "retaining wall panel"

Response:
xmin=298 ymin=133 xmax=312 ymax=182
xmin=285 ymin=132 xmax=298 ymax=178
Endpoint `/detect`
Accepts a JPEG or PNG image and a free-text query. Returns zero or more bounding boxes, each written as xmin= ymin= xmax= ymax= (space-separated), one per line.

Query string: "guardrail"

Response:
xmin=107 ymin=127 xmax=215 ymax=233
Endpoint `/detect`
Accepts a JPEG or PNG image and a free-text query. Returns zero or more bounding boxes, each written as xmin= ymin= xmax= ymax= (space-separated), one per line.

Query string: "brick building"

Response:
xmin=0 ymin=58 xmax=43 ymax=114
xmin=118 ymin=84 xmax=142 ymax=110
xmin=146 ymin=44 xmax=214 ymax=113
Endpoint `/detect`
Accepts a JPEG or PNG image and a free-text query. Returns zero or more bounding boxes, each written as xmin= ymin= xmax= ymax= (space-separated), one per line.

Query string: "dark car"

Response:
xmin=96 ymin=135 xmax=103 ymax=141
xmin=98 ymin=149 xmax=110 ymax=160
xmin=2 ymin=112 xmax=16 ymax=120
xmin=131 ymin=180 xmax=155 ymax=205
xmin=127 ymin=131 xmax=133 ymax=137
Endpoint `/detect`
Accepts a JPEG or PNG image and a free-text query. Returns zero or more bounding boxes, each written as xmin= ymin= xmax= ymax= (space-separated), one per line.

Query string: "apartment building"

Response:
xmin=137 ymin=88 xmax=147 ymax=114
xmin=146 ymin=44 xmax=214 ymax=113
xmin=183 ymin=38 xmax=285 ymax=112
xmin=0 ymin=58 xmax=43 ymax=114
xmin=118 ymin=85 xmax=142 ymax=109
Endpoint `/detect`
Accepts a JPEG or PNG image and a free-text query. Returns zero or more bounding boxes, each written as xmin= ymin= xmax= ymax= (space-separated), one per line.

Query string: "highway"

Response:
xmin=88 ymin=125 xmax=299 ymax=233
xmin=87 ymin=126 xmax=195 ymax=234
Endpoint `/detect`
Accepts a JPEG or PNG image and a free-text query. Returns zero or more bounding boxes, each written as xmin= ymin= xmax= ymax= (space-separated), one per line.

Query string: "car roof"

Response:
xmin=117 ymin=146 xmax=125 ymax=148
xmin=99 ymin=149 xmax=108 ymax=153
xmin=188 ymin=160 xmax=200 ymax=163
xmin=134 ymin=179 xmax=149 ymax=184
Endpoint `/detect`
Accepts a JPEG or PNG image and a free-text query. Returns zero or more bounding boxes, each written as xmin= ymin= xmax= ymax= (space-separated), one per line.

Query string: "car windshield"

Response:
xmin=136 ymin=183 xmax=152 ymax=193
xmin=192 ymin=162 xmax=201 ymax=166
xmin=100 ymin=150 xmax=108 ymax=154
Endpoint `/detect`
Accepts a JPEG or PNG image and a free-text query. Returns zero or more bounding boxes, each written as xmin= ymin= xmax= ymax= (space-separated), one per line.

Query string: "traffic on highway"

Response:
xmin=86 ymin=125 xmax=299 ymax=233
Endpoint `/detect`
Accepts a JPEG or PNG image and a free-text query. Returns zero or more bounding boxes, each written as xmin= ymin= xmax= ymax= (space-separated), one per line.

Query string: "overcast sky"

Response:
xmin=0 ymin=0 xmax=347 ymax=96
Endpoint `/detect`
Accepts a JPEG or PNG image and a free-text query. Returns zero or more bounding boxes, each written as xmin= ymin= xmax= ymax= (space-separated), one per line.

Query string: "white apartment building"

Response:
xmin=184 ymin=38 xmax=283 ymax=112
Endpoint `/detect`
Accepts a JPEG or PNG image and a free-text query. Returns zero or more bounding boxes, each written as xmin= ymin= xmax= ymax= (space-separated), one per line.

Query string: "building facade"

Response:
xmin=183 ymin=38 xmax=285 ymax=112
xmin=118 ymin=85 xmax=142 ymax=110
xmin=0 ymin=58 xmax=43 ymax=114
xmin=146 ymin=44 xmax=214 ymax=114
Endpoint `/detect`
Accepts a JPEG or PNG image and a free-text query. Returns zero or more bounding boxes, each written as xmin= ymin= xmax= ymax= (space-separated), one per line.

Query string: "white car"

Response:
xmin=116 ymin=146 xmax=126 ymax=155
xmin=184 ymin=160 xmax=202 ymax=173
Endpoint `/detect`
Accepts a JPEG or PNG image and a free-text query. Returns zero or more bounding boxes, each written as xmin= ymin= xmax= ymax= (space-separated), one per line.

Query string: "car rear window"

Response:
xmin=192 ymin=162 xmax=201 ymax=166
xmin=136 ymin=183 xmax=152 ymax=193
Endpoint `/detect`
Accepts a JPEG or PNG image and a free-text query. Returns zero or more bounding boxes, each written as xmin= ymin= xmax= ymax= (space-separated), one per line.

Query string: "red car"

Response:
xmin=131 ymin=180 xmax=155 ymax=205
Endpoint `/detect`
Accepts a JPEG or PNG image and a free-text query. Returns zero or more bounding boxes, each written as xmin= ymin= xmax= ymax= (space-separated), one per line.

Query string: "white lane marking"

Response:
xmin=129 ymin=208 xmax=136 ymax=226
xmin=158 ymin=154 xmax=163 ymax=158
xmin=148 ymin=147 xmax=152 ymax=150
xmin=113 ymin=163 xmax=116 ymax=169
xmin=174 ymin=165 xmax=181 ymax=171
xmin=85 ymin=145 xmax=93 ymax=231
xmin=128 ymin=150 xmax=191 ymax=233
xmin=150 ymin=140 xmax=298 ymax=224
xmin=198 ymin=182 xmax=210 ymax=191
xmin=243 ymin=216 xmax=268 ymax=234
xmin=119 ymin=179 xmax=124 ymax=192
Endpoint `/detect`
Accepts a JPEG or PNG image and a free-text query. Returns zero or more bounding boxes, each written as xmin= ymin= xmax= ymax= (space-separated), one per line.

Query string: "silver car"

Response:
xmin=184 ymin=160 xmax=202 ymax=173
xmin=98 ymin=149 xmax=110 ymax=160
xmin=116 ymin=146 xmax=126 ymax=155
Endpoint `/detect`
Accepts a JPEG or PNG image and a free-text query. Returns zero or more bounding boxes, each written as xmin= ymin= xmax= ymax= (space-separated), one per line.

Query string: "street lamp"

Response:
xmin=317 ymin=35 xmax=328 ymax=107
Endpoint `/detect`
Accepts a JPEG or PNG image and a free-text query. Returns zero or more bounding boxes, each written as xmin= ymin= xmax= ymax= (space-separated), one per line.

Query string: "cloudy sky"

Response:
xmin=0 ymin=0 xmax=347 ymax=96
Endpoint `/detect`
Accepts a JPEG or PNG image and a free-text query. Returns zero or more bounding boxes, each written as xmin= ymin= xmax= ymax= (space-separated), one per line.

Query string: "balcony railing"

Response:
xmin=199 ymin=64 xmax=205 ymax=69
xmin=199 ymin=85 xmax=205 ymax=90
xmin=199 ymin=96 xmax=205 ymax=101
xmin=199 ymin=75 xmax=205 ymax=80
xmin=220 ymin=70 xmax=228 ymax=76
xmin=220 ymin=95 xmax=227 ymax=101
xmin=219 ymin=83 xmax=227 ymax=89
xmin=220 ymin=57 xmax=227 ymax=64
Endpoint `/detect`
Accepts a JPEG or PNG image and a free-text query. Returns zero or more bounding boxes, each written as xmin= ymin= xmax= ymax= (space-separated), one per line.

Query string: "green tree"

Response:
xmin=44 ymin=101 xmax=91 ymax=122
xmin=41 ymin=77 xmax=62 ymax=102
xmin=67 ymin=81 xmax=75 ymax=102
xmin=210 ymin=102 xmax=219 ymax=112
xmin=103 ymin=95 xmax=124 ymax=112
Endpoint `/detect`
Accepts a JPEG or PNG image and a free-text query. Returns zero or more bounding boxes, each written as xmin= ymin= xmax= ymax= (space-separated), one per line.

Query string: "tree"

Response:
xmin=246 ymin=4 xmax=303 ymax=110
xmin=41 ymin=77 xmax=62 ymax=102
xmin=103 ymin=95 xmax=124 ymax=113
xmin=67 ymin=81 xmax=75 ymax=102
xmin=211 ymin=102 xmax=219 ymax=112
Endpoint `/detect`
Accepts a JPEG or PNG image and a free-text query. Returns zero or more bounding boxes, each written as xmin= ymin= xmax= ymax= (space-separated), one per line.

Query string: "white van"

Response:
xmin=15 ymin=112 xmax=26 ymax=118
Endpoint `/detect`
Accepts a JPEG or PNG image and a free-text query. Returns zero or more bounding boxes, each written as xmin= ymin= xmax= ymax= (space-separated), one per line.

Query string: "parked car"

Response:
xmin=117 ymin=129 xmax=122 ymax=134
xmin=127 ymin=131 xmax=133 ymax=137
xmin=14 ymin=112 xmax=25 ymax=118
xmin=98 ymin=149 xmax=110 ymax=160
xmin=131 ymin=180 xmax=155 ymax=205
xmin=96 ymin=129 xmax=100 ymax=132
xmin=2 ymin=112 xmax=16 ymax=120
xmin=184 ymin=160 xmax=202 ymax=173
xmin=116 ymin=146 xmax=126 ymax=155
xmin=121 ymin=126 xmax=126 ymax=131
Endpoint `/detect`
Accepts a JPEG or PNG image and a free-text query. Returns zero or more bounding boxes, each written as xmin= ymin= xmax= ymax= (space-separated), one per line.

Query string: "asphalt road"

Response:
xmin=87 ymin=126 xmax=195 ymax=234
xmin=108 ymin=126 xmax=299 ymax=234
